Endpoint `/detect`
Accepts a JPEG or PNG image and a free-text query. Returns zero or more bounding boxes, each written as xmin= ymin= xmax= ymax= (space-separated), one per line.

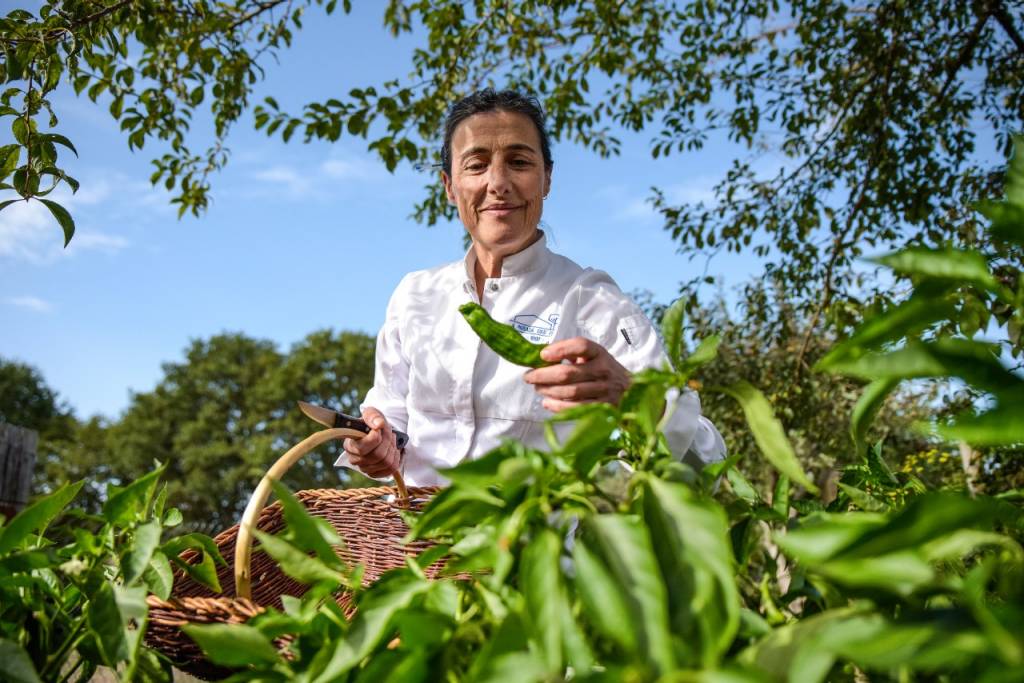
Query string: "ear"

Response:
xmin=442 ymin=171 xmax=456 ymax=204
xmin=543 ymin=166 xmax=552 ymax=198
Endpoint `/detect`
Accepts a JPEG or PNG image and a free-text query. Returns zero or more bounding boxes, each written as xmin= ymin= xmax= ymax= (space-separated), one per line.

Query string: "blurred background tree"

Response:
xmin=0 ymin=330 xmax=375 ymax=534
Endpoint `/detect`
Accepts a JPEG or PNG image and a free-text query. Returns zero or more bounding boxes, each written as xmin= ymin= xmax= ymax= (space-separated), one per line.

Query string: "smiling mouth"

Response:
xmin=481 ymin=204 xmax=522 ymax=212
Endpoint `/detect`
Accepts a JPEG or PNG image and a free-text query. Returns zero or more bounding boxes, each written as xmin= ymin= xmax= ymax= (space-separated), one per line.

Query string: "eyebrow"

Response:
xmin=459 ymin=143 xmax=538 ymax=160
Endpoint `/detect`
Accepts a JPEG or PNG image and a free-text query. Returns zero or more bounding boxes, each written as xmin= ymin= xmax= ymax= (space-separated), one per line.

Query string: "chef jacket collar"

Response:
xmin=463 ymin=230 xmax=551 ymax=286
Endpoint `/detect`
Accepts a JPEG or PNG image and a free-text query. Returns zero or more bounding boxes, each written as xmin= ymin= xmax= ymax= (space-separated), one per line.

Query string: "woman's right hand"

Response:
xmin=342 ymin=407 xmax=401 ymax=478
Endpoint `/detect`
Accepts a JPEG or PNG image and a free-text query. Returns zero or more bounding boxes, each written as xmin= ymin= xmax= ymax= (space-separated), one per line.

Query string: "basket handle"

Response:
xmin=234 ymin=427 xmax=408 ymax=599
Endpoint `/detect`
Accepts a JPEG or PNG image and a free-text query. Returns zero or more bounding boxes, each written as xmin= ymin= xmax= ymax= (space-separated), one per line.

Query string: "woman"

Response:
xmin=339 ymin=89 xmax=725 ymax=486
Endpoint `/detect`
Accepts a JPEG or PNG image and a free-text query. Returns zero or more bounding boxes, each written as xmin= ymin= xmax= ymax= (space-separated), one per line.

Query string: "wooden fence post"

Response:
xmin=0 ymin=422 xmax=38 ymax=520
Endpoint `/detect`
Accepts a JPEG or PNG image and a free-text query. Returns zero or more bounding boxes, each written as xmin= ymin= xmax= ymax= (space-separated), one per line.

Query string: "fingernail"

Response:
xmin=372 ymin=416 xmax=384 ymax=428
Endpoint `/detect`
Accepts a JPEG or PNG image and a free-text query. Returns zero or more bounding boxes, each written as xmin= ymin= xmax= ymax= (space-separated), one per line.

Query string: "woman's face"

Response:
xmin=442 ymin=110 xmax=552 ymax=258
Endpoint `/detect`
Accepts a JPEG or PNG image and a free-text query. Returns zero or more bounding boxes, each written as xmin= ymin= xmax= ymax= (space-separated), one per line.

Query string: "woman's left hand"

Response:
xmin=523 ymin=337 xmax=631 ymax=411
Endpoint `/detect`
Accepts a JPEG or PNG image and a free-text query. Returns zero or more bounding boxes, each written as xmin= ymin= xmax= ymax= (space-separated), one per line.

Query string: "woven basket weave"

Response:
xmin=143 ymin=427 xmax=441 ymax=680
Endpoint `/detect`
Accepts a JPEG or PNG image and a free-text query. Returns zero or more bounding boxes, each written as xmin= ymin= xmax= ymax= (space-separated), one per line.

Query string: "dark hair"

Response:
xmin=440 ymin=89 xmax=553 ymax=175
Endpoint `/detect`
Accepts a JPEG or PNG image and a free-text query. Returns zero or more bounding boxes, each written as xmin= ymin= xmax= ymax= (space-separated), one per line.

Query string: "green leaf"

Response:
xmin=839 ymin=492 xmax=1000 ymax=559
xmin=38 ymin=198 xmax=75 ymax=246
xmin=0 ymin=480 xmax=83 ymax=555
xmin=11 ymin=117 xmax=28 ymax=144
xmin=143 ymin=551 xmax=174 ymax=600
xmin=87 ymin=584 xmax=148 ymax=668
xmin=253 ymin=530 xmax=346 ymax=587
xmin=0 ymin=639 xmax=41 ymax=683
xmin=871 ymin=246 xmax=1000 ymax=292
xmin=934 ymin=404 xmax=1024 ymax=445
xmin=440 ymin=441 xmax=523 ymax=490
xmin=183 ymin=623 xmax=281 ymax=667
xmin=850 ymin=378 xmax=898 ymax=456
xmin=122 ymin=519 xmax=161 ymax=585
xmin=313 ymin=574 xmax=431 ymax=682
xmin=662 ymin=295 xmax=687 ymax=369
xmin=520 ymin=529 xmax=566 ymax=673
xmin=643 ymin=478 xmax=740 ymax=667
xmin=38 ymin=133 xmax=77 ymax=157
xmin=772 ymin=474 xmax=790 ymax=519
xmin=812 ymin=551 xmax=935 ymax=595
xmin=549 ymin=403 xmax=619 ymax=475
xmin=823 ymin=338 xmax=1024 ymax=402
xmin=726 ymin=469 xmax=759 ymax=506
xmin=162 ymin=533 xmax=227 ymax=593
xmin=0 ymin=143 xmax=18 ymax=177
xmin=269 ymin=480 xmax=344 ymax=569
xmin=817 ymin=293 xmax=956 ymax=370
xmin=776 ymin=512 xmax=888 ymax=564
xmin=572 ymin=539 xmax=638 ymax=653
xmin=977 ymin=199 xmax=1024 ymax=248
xmin=713 ymin=382 xmax=819 ymax=494
xmin=102 ymin=465 xmax=163 ymax=527
xmin=585 ymin=514 xmax=677 ymax=673
xmin=1001 ymin=134 xmax=1024 ymax=205
xmin=680 ymin=334 xmax=721 ymax=372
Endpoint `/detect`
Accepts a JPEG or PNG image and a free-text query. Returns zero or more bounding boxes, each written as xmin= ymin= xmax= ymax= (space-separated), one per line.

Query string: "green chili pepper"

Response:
xmin=458 ymin=302 xmax=552 ymax=368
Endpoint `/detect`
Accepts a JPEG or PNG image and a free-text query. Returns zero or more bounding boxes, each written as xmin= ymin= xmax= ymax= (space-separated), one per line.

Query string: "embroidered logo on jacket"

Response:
xmin=511 ymin=313 xmax=560 ymax=343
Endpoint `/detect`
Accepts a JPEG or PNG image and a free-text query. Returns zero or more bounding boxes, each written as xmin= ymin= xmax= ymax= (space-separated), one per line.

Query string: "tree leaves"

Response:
xmin=0 ymin=480 xmax=83 ymax=555
xmin=712 ymin=381 xmax=819 ymax=494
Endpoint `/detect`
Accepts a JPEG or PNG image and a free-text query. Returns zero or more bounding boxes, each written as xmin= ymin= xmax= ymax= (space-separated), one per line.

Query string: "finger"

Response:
xmin=352 ymin=442 xmax=399 ymax=477
xmin=524 ymin=361 xmax=606 ymax=386
xmin=542 ymin=396 xmax=599 ymax=413
xmin=534 ymin=380 xmax=609 ymax=401
xmin=362 ymin=406 xmax=387 ymax=431
xmin=344 ymin=428 xmax=382 ymax=456
xmin=540 ymin=336 xmax=603 ymax=364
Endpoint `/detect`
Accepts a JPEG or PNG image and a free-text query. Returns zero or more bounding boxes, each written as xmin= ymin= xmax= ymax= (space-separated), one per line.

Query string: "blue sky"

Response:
xmin=0 ymin=5 xmax=805 ymax=419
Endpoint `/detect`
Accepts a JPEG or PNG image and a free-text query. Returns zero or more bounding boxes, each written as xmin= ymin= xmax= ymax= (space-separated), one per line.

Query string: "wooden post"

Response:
xmin=0 ymin=423 xmax=38 ymax=520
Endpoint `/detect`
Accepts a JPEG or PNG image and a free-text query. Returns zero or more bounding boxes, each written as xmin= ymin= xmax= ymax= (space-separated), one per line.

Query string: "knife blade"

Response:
xmin=297 ymin=401 xmax=409 ymax=449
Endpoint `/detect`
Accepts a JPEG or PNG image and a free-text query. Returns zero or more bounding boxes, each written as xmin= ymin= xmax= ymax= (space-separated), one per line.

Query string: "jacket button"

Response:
xmin=489 ymin=283 xmax=499 ymax=292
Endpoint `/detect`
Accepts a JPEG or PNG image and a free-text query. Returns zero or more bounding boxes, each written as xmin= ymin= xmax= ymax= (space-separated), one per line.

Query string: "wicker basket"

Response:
xmin=144 ymin=427 xmax=441 ymax=680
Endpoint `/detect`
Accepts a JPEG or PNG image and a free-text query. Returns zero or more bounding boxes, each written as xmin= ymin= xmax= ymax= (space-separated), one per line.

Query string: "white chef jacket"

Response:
xmin=338 ymin=233 xmax=726 ymax=487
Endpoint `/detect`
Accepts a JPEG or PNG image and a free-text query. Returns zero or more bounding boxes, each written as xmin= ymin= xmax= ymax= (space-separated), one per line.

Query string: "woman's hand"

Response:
xmin=342 ymin=407 xmax=401 ymax=478
xmin=523 ymin=337 xmax=631 ymax=411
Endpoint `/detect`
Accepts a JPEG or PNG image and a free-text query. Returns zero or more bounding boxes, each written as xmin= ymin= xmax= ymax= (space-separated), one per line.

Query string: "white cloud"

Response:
xmin=6 ymin=295 xmax=52 ymax=313
xmin=249 ymin=151 xmax=389 ymax=201
xmin=320 ymin=155 xmax=384 ymax=182
xmin=0 ymin=192 xmax=131 ymax=264
xmin=607 ymin=177 xmax=720 ymax=224
xmin=251 ymin=165 xmax=312 ymax=198
xmin=73 ymin=231 xmax=130 ymax=252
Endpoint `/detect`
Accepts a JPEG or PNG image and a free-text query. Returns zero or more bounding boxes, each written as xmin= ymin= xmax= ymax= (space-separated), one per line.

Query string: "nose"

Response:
xmin=486 ymin=163 xmax=511 ymax=196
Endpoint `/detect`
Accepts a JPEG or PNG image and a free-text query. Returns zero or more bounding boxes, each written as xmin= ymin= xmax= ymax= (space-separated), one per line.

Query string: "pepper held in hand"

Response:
xmin=458 ymin=302 xmax=552 ymax=368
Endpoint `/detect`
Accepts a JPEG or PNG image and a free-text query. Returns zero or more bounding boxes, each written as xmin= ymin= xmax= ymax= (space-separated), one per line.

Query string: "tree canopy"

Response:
xmin=2 ymin=1 xmax=1021 ymax=315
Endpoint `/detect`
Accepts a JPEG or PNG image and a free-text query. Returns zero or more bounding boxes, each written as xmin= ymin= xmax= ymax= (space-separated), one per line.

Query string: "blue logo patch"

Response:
xmin=511 ymin=313 xmax=560 ymax=343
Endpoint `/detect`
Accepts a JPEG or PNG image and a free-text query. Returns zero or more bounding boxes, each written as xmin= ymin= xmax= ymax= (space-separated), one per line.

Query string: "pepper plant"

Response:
xmin=0 ymin=462 xmax=225 ymax=682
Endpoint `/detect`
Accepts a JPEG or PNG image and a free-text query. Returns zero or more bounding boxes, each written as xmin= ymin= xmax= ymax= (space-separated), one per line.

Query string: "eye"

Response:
xmin=510 ymin=158 xmax=533 ymax=167
xmin=464 ymin=160 xmax=487 ymax=172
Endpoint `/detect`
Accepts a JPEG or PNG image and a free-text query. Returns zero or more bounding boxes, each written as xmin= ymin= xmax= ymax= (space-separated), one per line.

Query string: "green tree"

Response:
xmin=3 ymin=1 xmax=1021 ymax=315
xmin=0 ymin=356 xmax=72 ymax=433
xmin=0 ymin=357 xmax=93 ymax=501
xmin=105 ymin=329 xmax=375 ymax=534
xmin=640 ymin=284 xmax=936 ymax=496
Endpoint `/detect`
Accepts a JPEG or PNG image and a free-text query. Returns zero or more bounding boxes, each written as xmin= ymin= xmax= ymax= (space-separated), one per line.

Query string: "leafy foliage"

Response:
xmin=0 ymin=465 xmax=224 ymax=682
xmin=2 ymin=1 xmax=1021 ymax=318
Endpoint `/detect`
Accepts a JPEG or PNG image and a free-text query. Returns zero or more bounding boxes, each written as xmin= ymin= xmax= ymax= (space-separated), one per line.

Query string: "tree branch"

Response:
xmin=990 ymin=0 xmax=1024 ymax=55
